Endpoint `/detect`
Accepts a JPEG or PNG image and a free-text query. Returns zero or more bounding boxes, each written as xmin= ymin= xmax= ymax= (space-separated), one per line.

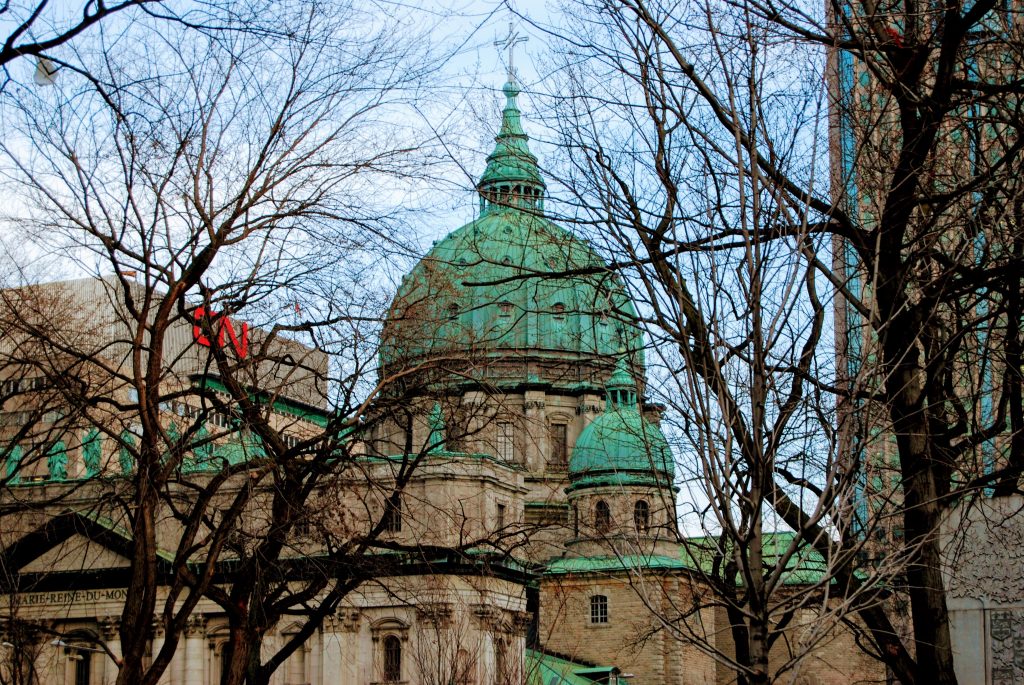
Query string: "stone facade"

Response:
xmin=942 ymin=494 xmax=1024 ymax=685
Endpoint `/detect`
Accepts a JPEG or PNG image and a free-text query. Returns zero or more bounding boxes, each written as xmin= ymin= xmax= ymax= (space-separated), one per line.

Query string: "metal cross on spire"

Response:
xmin=494 ymin=19 xmax=528 ymax=83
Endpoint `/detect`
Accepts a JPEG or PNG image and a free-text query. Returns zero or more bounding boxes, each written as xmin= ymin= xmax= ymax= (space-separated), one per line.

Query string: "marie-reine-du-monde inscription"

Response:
xmin=990 ymin=609 xmax=1024 ymax=685
xmin=19 ymin=588 xmax=127 ymax=607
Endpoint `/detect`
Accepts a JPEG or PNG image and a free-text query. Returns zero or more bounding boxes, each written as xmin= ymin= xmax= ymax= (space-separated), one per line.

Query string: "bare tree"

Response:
xmin=0 ymin=3 xmax=522 ymax=685
xmin=540 ymin=0 xmax=1024 ymax=683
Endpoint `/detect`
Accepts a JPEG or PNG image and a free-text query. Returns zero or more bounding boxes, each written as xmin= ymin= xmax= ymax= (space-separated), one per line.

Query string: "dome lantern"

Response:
xmin=477 ymin=80 xmax=546 ymax=215
xmin=605 ymin=356 xmax=638 ymax=409
xmin=379 ymin=80 xmax=645 ymax=391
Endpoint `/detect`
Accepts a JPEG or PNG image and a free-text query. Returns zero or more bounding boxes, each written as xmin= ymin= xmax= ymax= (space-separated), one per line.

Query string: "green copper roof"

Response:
xmin=380 ymin=82 xmax=643 ymax=385
xmin=526 ymin=649 xmax=626 ymax=685
xmin=478 ymin=80 xmax=545 ymax=214
xmin=381 ymin=211 xmax=643 ymax=385
xmin=569 ymin=358 xmax=671 ymax=485
xmin=544 ymin=554 xmax=691 ymax=576
xmin=567 ymin=360 xmax=673 ymax=489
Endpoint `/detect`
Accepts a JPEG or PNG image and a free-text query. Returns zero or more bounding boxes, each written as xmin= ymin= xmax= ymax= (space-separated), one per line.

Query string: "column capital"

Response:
xmin=99 ymin=616 xmax=120 ymax=640
xmin=184 ymin=615 xmax=207 ymax=638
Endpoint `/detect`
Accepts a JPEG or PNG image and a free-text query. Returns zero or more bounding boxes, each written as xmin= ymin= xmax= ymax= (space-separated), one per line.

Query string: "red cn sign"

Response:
xmin=192 ymin=307 xmax=249 ymax=359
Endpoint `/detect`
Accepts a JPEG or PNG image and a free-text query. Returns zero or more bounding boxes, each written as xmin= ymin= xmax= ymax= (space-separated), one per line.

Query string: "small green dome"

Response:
xmin=380 ymin=81 xmax=644 ymax=389
xmin=567 ymin=362 xmax=674 ymax=491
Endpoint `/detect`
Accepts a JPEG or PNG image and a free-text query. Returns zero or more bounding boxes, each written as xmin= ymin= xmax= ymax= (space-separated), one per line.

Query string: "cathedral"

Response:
xmin=0 ymin=77 xmax=884 ymax=685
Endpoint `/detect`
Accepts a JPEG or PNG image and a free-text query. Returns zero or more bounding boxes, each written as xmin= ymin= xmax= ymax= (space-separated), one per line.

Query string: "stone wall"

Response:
xmin=942 ymin=494 xmax=1024 ymax=685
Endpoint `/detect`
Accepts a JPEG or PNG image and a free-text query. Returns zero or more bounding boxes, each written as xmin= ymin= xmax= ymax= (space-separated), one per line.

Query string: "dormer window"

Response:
xmin=498 ymin=302 xmax=513 ymax=317
xmin=552 ymin=303 xmax=566 ymax=320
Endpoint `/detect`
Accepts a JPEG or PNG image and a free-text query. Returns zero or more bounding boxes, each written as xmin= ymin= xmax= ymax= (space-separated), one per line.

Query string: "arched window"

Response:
xmin=594 ymin=500 xmax=611 ymax=533
xmin=383 ymin=635 xmax=402 ymax=682
xmin=220 ymin=643 xmax=232 ymax=681
xmin=74 ymin=651 xmax=92 ymax=685
xmin=552 ymin=302 xmax=566 ymax=320
xmin=383 ymin=494 xmax=402 ymax=533
xmin=590 ymin=595 xmax=609 ymax=624
xmin=634 ymin=500 xmax=650 ymax=533
xmin=548 ymin=424 xmax=568 ymax=468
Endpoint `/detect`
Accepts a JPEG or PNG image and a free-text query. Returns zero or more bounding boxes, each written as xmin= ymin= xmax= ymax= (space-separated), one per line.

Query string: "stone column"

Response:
xmin=308 ymin=629 xmax=321 ymax=685
xmin=99 ymin=616 xmax=121 ymax=685
xmin=151 ymin=619 xmax=171 ymax=685
xmin=324 ymin=610 xmax=360 ymax=685
xmin=183 ymin=616 xmax=207 ymax=685
xmin=523 ymin=393 xmax=547 ymax=471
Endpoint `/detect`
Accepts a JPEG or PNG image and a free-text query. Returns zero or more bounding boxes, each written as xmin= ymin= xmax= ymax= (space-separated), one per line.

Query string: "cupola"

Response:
xmin=567 ymin=358 xmax=674 ymax=493
xmin=378 ymin=82 xmax=644 ymax=390
xmin=477 ymin=80 xmax=546 ymax=215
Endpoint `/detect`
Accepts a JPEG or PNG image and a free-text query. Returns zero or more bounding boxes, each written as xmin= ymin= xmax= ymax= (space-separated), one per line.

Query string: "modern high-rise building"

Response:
xmin=828 ymin=3 xmax=1024 ymax=683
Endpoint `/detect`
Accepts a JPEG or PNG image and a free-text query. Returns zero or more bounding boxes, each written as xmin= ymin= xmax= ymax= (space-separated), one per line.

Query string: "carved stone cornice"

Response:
xmin=472 ymin=604 xmax=503 ymax=631
xmin=328 ymin=609 xmax=361 ymax=633
xmin=510 ymin=610 xmax=532 ymax=634
xmin=416 ymin=603 xmax=453 ymax=628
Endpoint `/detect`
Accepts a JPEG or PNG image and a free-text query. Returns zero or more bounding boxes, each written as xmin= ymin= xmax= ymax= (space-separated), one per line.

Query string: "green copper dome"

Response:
xmin=380 ymin=81 xmax=644 ymax=389
xmin=567 ymin=360 xmax=674 ymax=492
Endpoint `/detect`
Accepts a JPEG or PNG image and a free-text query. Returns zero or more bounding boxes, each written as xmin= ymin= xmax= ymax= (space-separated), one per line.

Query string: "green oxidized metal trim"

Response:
xmin=478 ymin=81 xmax=545 ymax=195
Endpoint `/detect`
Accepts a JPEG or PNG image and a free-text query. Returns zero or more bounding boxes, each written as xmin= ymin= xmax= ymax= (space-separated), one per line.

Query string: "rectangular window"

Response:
xmin=549 ymin=424 xmax=568 ymax=468
xmin=497 ymin=422 xmax=514 ymax=462
xmin=590 ymin=595 xmax=608 ymax=624
xmin=496 ymin=503 xmax=506 ymax=529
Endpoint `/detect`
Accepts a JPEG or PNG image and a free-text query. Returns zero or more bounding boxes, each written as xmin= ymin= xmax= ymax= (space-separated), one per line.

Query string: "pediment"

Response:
xmin=1 ymin=510 xmax=146 ymax=579
xmin=20 ymin=532 xmax=131 ymax=573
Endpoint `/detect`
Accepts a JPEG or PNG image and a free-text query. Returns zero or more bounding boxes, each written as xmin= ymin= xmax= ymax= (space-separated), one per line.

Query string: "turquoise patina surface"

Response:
xmin=567 ymin=359 xmax=673 ymax=491
xmin=381 ymin=82 xmax=643 ymax=385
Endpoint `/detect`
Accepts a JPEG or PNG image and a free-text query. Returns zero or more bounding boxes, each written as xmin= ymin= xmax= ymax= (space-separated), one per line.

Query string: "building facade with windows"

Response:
xmin=1 ymin=79 xmax=886 ymax=685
